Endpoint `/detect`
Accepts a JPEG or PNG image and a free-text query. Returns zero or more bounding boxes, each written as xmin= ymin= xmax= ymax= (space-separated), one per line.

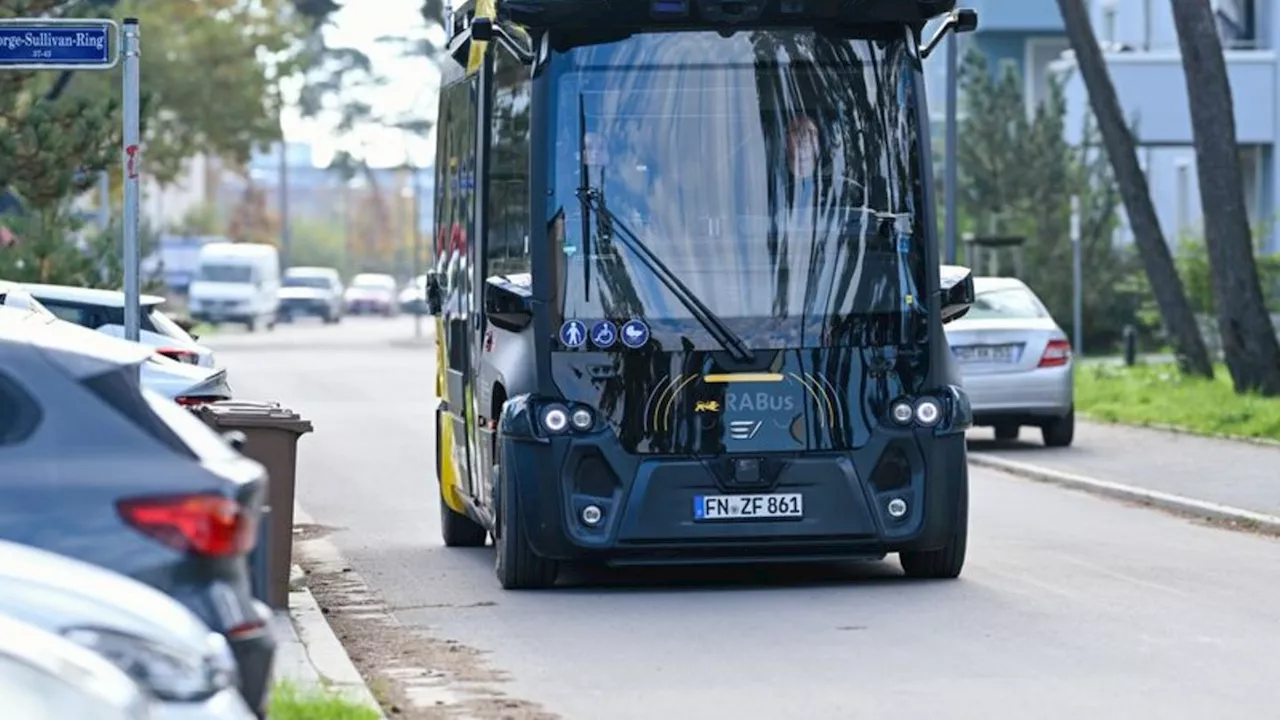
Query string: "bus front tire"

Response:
xmin=494 ymin=462 xmax=558 ymax=590
xmin=440 ymin=493 xmax=487 ymax=547
xmin=899 ymin=476 xmax=968 ymax=580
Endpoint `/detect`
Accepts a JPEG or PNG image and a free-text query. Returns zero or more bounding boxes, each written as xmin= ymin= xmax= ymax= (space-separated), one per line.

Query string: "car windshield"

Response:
xmin=283 ymin=276 xmax=330 ymax=289
xmin=965 ymin=286 xmax=1049 ymax=320
xmin=545 ymin=29 xmax=927 ymax=349
xmin=197 ymin=264 xmax=253 ymax=283
xmin=352 ymin=275 xmax=394 ymax=289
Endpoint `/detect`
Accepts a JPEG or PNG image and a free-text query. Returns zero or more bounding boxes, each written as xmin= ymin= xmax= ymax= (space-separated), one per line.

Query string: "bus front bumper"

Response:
xmin=497 ymin=404 xmax=968 ymax=567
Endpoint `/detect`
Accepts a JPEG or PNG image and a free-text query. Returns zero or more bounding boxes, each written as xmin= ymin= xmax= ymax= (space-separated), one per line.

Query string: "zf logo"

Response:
xmin=727 ymin=420 xmax=762 ymax=440
xmin=726 ymin=392 xmax=795 ymax=412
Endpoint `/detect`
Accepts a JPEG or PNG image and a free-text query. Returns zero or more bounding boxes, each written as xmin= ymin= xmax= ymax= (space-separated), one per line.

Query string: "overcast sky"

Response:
xmin=283 ymin=0 xmax=444 ymax=169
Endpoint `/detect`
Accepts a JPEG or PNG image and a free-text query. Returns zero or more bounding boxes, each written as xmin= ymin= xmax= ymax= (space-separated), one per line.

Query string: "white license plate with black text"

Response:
xmin=694 ymin=493 xmax=803 ymax=521
xmin=955 ymin=344 xmax=1018 ymax=363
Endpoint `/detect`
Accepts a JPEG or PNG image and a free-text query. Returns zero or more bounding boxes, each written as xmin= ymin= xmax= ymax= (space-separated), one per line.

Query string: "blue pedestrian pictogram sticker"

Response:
xmin=559 ymin=319 xmax=587 ymax=348
xmin=620 ymin=318 xmax=650 ymax=348
xmin=590 ymin=320 xmax=617 ymax=348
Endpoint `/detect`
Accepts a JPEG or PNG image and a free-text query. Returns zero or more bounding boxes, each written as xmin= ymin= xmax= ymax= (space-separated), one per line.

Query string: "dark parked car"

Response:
xmin=0 ymin=313 xmax=276 ymax=717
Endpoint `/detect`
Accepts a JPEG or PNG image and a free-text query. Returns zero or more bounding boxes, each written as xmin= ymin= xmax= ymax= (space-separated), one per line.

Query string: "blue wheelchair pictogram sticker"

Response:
xmin=559 ymin=319 xmax=587 ymax=348
xmin=620 ymin=319 xmax=650 ymax=348
xmin=590 ymin=320 xmax=617 ymax=348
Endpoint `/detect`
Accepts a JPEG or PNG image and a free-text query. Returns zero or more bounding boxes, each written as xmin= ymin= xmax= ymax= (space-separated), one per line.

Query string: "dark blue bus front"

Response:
xmin=496 ymin=23 xmax=973 ymax=586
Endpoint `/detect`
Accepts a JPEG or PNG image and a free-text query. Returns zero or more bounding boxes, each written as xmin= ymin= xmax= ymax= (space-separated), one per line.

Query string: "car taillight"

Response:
xmin=117 ymin=494 xmax=258 ymax=557
xmin=158 ymin=348 xmax=199 ymax=364
xmin=175 ymin=396 xmax=212 ymax=407
xmin=1038 ymin=339 xmax=1072 ymax=368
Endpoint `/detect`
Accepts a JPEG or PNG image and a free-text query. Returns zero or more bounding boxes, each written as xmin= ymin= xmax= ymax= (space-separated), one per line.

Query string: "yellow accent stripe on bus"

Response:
xmin=466 ymin=0 xmax=497 ymax=74
xmin=702 ymin=373 xmax=784 ymax=383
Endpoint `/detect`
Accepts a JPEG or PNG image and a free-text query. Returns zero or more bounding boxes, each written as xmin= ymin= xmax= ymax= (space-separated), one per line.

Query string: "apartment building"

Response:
xmin=934 ymin=0 xmax=1274 ymax=251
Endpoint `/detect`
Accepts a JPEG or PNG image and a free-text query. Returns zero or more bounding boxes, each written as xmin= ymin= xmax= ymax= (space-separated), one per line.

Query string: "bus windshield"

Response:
xmin=546 ymin=29 xmax=928 ymax=350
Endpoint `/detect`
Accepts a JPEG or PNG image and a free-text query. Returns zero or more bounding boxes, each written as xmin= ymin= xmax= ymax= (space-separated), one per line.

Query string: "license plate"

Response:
xmin=694 ymin=493 xmax=803 ymax=521
xmin=955 ymin=344 xmax=1018 ymax=363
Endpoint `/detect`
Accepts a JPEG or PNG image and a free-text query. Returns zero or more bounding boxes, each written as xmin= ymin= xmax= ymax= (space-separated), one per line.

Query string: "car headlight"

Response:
xmin=63 ymin=627 xmax=236 ymax=702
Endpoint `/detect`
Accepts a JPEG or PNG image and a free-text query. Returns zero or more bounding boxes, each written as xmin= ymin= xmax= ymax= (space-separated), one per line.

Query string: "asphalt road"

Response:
xmin=210 ymin=317 xmax=1280 ymax=720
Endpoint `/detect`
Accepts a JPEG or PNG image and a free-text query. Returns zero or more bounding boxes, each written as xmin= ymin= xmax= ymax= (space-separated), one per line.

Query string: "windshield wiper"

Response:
xmin=573 ymin=186 xmax=754 ymax=362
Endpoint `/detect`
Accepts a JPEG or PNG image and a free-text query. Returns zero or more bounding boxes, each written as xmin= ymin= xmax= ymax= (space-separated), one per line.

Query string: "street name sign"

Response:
xmin=0 ymin=19 xmax=118 ymax=70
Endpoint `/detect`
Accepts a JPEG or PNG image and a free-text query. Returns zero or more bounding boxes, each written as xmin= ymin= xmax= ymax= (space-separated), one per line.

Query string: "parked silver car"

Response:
xmin=279 ymin=266 xmax=343 ymax=323
xmin=944 ymin=276 xmax=1075 ymax=447
xmin=0 ymin=540 xmax=255 ymax=719
xmin=0 ymin=306 xmax=232 ymax=404
xmin=0 ymin=612 xmax=150 ymax=720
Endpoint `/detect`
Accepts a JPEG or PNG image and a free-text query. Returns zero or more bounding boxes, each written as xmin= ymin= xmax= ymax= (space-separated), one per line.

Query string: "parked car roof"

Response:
xmin=0 ymin=280 xmax=57 ymax=316
xmin=0 ymin=305 xmax=151 ymax=378
xmin=972 ymin=276 xmax=1031 ymax=292
xmin=22 ymin=283 xmax=166 ymax=308
xmin=285 ymin=266 xmax=340 ymax=277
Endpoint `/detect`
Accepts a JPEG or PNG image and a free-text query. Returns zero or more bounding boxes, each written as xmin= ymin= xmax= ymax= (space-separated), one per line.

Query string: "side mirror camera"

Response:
xmin=471 ymin=16 xmax=494 ymax=41
xmin=921 ymin=8 xmax=979 ymax=60
xmin=469 ymin=17 xmax=535 ymax=64
xmin=484 ymin=277 xmax=533 ymax=332
xmin=939 ymin=265 xmax=975 ymax=324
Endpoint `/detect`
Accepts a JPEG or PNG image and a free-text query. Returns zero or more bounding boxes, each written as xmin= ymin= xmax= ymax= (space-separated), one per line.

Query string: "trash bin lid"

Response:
xmin=194 ymin=400 xmax=314 ymax=434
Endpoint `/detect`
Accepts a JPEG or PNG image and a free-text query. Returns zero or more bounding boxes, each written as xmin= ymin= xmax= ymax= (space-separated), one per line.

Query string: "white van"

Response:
xmin=187 ymin=242 xmax=280 ymax=331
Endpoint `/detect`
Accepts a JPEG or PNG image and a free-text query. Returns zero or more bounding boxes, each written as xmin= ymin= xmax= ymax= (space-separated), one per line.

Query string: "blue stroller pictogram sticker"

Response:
xmin=621 ymin=319 xmax=650 ymax=348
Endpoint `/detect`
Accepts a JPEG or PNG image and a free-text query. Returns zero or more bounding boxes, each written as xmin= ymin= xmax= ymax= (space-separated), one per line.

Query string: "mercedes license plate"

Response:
xmin=694 ymin=493 xmax=803 ymax=521
xmin=956 ymin=344 xmax=1018 ymax=363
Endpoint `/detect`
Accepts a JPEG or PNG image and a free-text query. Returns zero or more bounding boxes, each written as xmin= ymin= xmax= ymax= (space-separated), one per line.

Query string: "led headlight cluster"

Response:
xmin=889 ymin=396 xmax=943 ymax=427
xmin=539 ymin=403 xmax=596 ymax=434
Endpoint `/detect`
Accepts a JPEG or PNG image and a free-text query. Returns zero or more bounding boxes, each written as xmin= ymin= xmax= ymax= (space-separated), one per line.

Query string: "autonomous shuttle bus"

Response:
xmin=432 ymin=0 xmax=980 ymax=589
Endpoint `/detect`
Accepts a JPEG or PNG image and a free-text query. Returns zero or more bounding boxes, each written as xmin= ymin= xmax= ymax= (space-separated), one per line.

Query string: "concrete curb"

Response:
xmin=968 ymin=452 xmax=1280 ymax=534
xmin=288 ymin=505 xmax=386 ymax=716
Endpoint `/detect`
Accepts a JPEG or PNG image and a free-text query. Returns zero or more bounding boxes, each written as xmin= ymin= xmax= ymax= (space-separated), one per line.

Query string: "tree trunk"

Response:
xmin=1055 ymin=0 xmax=1214 ymax=377
xmin=1169 ymin=0 xmax=1280 ymax=395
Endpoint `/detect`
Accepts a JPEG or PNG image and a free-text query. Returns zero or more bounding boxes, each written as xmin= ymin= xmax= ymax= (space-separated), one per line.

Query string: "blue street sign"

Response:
xmin=590 ymin=320 xmax=617 ymax=349
xmin=0 ymin=21 xmax=116 ymax=69
xmin=621 ymin=319 xmax=650 ymax=348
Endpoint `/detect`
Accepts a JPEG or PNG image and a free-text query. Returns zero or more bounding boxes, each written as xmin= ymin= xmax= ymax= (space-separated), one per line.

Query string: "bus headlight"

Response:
xmin=570 ymin=407 xmax=594 ymax=431
xmin=890 ymin=400 xmax=915 ymax=425
xmin=540 ymin=405 xmax=569 ymax=433
xmin=914 ymin=398 xmax=942 ymax=426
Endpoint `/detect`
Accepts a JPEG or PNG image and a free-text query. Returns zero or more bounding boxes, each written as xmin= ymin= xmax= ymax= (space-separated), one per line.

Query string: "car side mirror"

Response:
xmin=484 ymin=276 xmax=533 ymax=332
xmin=939 ymin=265 xmax=975 ymax=324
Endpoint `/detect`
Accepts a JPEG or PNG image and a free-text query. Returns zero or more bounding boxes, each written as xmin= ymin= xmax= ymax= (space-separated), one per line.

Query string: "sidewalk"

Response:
xmin=967 ymin=420 xmax=1280 ymax=529
xmin=273 ymin=564 xmax=385 ymax=717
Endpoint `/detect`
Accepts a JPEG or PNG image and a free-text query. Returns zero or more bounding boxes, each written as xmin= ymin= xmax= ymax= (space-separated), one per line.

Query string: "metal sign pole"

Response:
xmin=1070 ymin=195 xmax=1084 ymax=358
xmin=0 ymin=17 xmax=133 ymax=333
xmin=121 ymin=18 xmax=142 ymax=342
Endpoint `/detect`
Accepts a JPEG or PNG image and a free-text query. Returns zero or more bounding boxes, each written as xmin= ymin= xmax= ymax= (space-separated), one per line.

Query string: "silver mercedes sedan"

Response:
xmin=944 ymin=276 xmax=1074 ymax=447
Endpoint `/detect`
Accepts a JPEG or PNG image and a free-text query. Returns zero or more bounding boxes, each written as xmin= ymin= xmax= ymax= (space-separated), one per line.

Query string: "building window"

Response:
xmin=1215 ymin=0 xmax=1257 ymax=49
xmin=1024 ymin=37 xmax=1073 ymax=113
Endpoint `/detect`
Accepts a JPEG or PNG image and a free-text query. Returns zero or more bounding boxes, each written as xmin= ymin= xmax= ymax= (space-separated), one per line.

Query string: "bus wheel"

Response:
xmin=440 ymin=494 xmax=487 ymax=547
xmin=494 ymin=461 xmax=558 ymax=590
xmin=899 ymin=474 xmax=968 ymax=580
